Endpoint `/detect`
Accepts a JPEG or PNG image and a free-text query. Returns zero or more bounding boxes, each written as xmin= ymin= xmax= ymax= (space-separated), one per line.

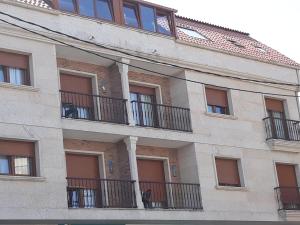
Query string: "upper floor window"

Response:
xmin=205 ymin=87 xmax=229 ymax=115
xmin=215 ymin=158 xmax=241 ymax=187
xmin=0 ymin=51 xmax=30 ymax=86
xmin=123 ymin=2 xmax=173 ymax=35
xmin=0 ymin=140 xmax=35 ymax=176
xmin=123 ymin=3 xmax=139 ymax=28
xmin=59 ymin=0 xmax=76 ymax=13
xmin=58 ymin=0 xmax=114 ymax=21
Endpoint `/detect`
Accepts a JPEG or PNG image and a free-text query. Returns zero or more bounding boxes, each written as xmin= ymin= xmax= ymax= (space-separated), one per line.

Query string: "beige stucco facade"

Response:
xmin=0 ymin=1 xmax=300 ymax=224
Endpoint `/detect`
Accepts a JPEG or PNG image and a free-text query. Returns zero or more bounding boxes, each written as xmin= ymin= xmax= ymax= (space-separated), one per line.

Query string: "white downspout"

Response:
xmin=296 ymin=69 xmax=300 ymax=119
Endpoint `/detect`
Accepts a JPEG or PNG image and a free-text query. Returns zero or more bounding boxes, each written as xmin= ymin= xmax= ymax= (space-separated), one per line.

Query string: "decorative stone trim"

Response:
xmin=267 ymin=139 xmax=300 ymax=153
xmin=0 ymin=175 xmax=46 ymax=182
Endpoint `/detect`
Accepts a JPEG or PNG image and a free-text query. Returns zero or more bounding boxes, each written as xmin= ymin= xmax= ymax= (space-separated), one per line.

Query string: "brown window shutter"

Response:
xmin=66 ymin=154 xmax=100 ymax=179
xmin=0 ymin=140 xmax=34 ymax=157
xmin=215 ymin=158 xmax=241 ymax=186
xmin=276 ymin=164 xmax=298 ymax=187
xmin=0 ymin=51 xmax=29 ymax=69
xmin=206 ymin=87 xmax=228 ymax=107
xmin=129 ymin=84 xmax=156 ymax=95
xmin=265 ymin=98 xmax=284 ymax=113
xmin=60 ymin=74 xmax=93 ymax=94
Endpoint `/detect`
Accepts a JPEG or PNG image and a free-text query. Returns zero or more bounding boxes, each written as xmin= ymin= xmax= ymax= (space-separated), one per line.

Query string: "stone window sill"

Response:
xmin=0 ymin=175 xmax=46 ymax=182
xmin=205 ymin=112 xmax=238 ymax=120
xmin=0 ymin=82 xmax=39 ymax=92
xmin=215 ymin=185 xmax=248 ymax=192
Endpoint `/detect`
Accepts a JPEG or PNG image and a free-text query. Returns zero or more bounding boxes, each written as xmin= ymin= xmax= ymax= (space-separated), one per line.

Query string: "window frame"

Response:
xmin=123 ymin=1 xmax=174 ymax=36
xmin=214 ymin=157 xmax=244 ymax=188
xmin=95 ymin=0 xmax=114 ymax=22
xmin=0 ymin=155 xmax=35 ymax=177
xmin=123 ymin=2 xmax=140 ymax=28
xmin=205 ymin=86 xmax=231 ymax=115
xmin=57 ymin=0 xmax=115 ymax=22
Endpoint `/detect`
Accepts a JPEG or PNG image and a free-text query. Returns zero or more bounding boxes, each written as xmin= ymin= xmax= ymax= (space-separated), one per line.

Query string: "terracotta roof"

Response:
xmin=16 ymin=0 xmax=51 ymax=9
xmin=175 ymin=16 xmax=299 ymax=67
xmin=12 ymin=0 xmax=300 ymax=68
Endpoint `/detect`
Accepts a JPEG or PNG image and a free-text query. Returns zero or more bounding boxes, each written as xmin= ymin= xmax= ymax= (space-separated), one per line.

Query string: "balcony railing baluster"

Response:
xmin=263 ymin=117 xmax=300 ymax=141
xmin=131 ymin=101 xmax=192 ymax=132
xmin=67 ymin=177 xmax=137 ymax=209
xmin=60 ymin=90 xmax=128 ymax=125
xmin=275 ymin=187 xmax=300 ymax=210
xmin=139 ymin=181 xmax=202 ymax=210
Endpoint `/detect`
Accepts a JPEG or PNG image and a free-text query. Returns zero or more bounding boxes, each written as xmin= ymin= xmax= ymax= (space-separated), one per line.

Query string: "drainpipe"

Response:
xmin=296 ymin=69 xmax=300 ymax=119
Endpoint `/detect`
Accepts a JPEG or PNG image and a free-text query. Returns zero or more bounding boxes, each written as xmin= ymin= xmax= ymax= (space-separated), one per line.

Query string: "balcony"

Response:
xmin=275 ymin=187 xmax=300 ymax=211
xmin=67 ymin=177 xmax=137 ymax=208
xmin=131 ymin=101 xmax=192 ymax=132
xmin=60 ymin=90 xmax=128 ymax=125
xmin=139 ymin=181 xmax=202 ymax=210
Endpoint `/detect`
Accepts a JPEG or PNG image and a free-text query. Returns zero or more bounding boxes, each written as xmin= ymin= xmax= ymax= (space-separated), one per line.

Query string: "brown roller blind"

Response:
xmin=276 ymin=164 xmax=298 ymax=187
xmin=216 ymin=158 xmax=241 ymax=187
xmin=206 ymin=87 xmax=228 ymax=107
xmin=0 ymin=51 xmax=29 ymax=69
xmin=130 ymin=84 xmax=156 ymax=95
xmin=137 ymin=159 xmax=165 ymax=182
xmin=0 ymin=140 xmax=35 ymax=157
xmin=60 ymin=74 xmax=93 ymax=94
xmin=66 ymin=154 xmax=100 ymax=179
xmin=265 ymin=98 xmax=284 ymax=113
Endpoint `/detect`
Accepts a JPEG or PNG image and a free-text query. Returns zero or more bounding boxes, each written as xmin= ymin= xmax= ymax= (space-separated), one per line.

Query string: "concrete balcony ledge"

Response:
xmin=0 ymin=175 xmax=46 ymax=182
xmin=0 ymin=81 xmax=40 ymax=92
xmin=215 ymin=185 xmax=248 ymax=192
xmin=205 ymin=112 xmax=238 ymax=120
xmin=267 ymin=139 xmax=300 ymax=153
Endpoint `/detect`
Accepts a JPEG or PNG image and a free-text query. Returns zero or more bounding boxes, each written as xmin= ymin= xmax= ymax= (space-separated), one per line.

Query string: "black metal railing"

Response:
xmin=67 ymin=177 xmax=137 ymax=208
xmin=275 ymin=187 xmax=300 ymax=210
xmin=60 ymin=90 xmax=128 ymax=125
xmin=131 ymin=101 xmax=192 ymax=132
xmin=139 ymin=181 xmax=202 ymax=210
xmin=264 ymin=117 xmax=300 ymax=141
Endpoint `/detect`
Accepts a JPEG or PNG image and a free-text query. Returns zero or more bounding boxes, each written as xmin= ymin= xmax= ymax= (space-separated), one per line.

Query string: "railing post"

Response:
xmin=124 ymin=136 xmax=144 ymax=209
xmin=117 ymin=58 xmax=135 ymax=126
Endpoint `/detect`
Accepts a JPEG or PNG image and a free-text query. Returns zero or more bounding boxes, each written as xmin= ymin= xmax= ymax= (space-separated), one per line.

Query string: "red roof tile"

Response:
xmin=11 ymin=0 xmax=300 ymax=68
xmin=175 ymin=16 xmax=299 ymax=67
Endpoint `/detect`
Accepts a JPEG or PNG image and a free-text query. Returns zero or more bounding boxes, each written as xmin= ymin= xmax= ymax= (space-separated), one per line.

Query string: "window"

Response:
xmin=0 ymin=51 xmax=29 ymax=86
xmin=140 ymin=5 xmax=156 ymax=32
xmin=156 ymin=13 xmax=171 ymax=35
xmin=177 ymin=27 xmax=208 ymax=40
xmin=78 ymin=0 xmax=95 ymax=17
xmin=123 ymin=2 xmax=173 ymax=35
xmin=0 ymin=156 xmax=9 ymax=175
xmin=215 ymin=158 xmax=241 ymax=187
xmin=0 ymin=140 xmax=35 ymax=176
xmin=123 ymin=4 xmax=139 ymax=28
xmin=227 ymin=39 xmax=245 ymax=48
xmin=205 ymin=87 xmax=229 ymax=115
xmin=96 ymin=0 xmax=113 ymax=21
xmin=59 ymin=0 xmax=76 ymax=13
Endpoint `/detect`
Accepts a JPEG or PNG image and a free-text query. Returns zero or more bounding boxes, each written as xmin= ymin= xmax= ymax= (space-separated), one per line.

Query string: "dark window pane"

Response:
xmin=0 ymin=66 xmax=4 ymax=82
xmin=123 ymin=5 xmax=139 ymax=28
xmin=59 ymin=0 xmax=76 ymax=12
xmin=140 ymin=5 xmax=156 ymax=32
xmin=14 ymin=157 xmax=32 ymax=176
xmin=78 ymin=0 xmax=95 ymax=17
xmin=96 ymin=0 xmax=113 ymax=21
xmin=8 ymin=68 xmax=26 ymax=85
xmin=157 ymin=14 xmax=171 ymax=35
xmin=215 ymin=106 xmax=226 ymax=114
xmin=0 ymin=156 xmax=9 ymax=174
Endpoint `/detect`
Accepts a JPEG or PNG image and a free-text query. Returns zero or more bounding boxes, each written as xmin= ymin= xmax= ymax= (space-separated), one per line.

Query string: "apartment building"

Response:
xmin=0 ymin=0 xmax=299 ymax=224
